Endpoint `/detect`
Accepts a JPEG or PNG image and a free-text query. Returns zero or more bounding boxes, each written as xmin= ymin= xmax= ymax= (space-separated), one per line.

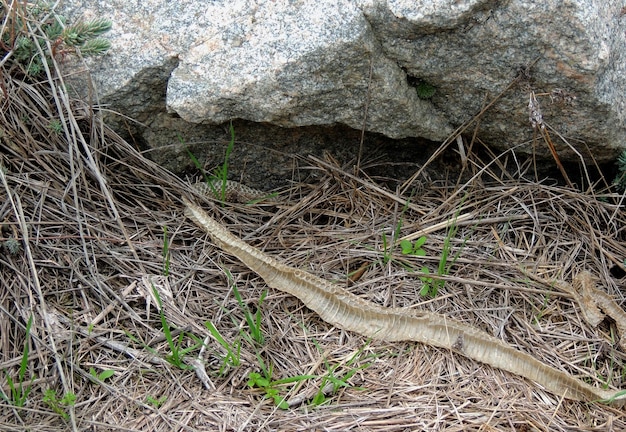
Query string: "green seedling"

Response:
xmin=247 ymin=372 xmax=316 ymax=410
xmin=1 ymin=315 xmax=33 ymax=409
xmin=146 ymin=395 xmax=167 ymax=408
xmin=252 ymin=315 xmax=377 ymax=409
xmin=418 ymin=206 xmax=468 ymax=297
xmin=48 ymin=119 xmax=63 ymax=135
xmin=184 ymin=122 xmax=236 ymax=203
xmin=234 ymin=284 xmax=266 ymax=345
xmin=162 ymin=226 xmax=170 ymax=276
xmin=247 ymin=358 xmax=316 ymax=410
xmin=204 ymin=272 xmax=267 ymax=375
xmin=381 ymin=216 xmax=404 ymax=265
xmin=247 ymin=370 xmax=288 ymax=409
xmin=418 ymin=267 xmax=438 ymax=297
xmin=379 ymin=200 xmax=465 ymax=298
xmin=88 ymin=368 xmax=114 ymax=383
xmin=182 ymin=136 xmax=215 ymax=193
xmin=415 ymin=80 xmax=436 ymax=100
xmin=224 ymin=268 xmax=266 ymax=345
xmin=152 ymin=285 xmax=202 ymax=370
xmin=2 ymin=236 xmax=21 ymax=255
xmin=211 ymin=121 xmax=236 ymax=202
xmin=205 ymin=321 xmax=242 ymax=375
xmin=397 ymin=230 xmax=441 ymax=297
xmin=43 ymin=389 xmax=75 ymax=420
xmin=310 ymin=339 xmax=374 ymax=406
xmin=400 ymin=237 xmax=427 ymax=256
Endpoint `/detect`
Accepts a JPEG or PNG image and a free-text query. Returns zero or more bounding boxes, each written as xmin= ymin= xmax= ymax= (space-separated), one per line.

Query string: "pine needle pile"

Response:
xmin=2 ymin=3 xmax=626 ymax=431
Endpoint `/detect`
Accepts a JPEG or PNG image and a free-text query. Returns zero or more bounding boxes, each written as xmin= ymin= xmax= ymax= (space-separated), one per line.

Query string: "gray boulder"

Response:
xmin=166 ymin=0 xmax=451 ymax=140
xmin=60 ymin=0 xmax=626 ymax=163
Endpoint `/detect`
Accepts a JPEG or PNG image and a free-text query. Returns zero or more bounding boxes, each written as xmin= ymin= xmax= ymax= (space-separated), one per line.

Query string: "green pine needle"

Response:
xmin=79 ymin=38 xmax=111 ymax=56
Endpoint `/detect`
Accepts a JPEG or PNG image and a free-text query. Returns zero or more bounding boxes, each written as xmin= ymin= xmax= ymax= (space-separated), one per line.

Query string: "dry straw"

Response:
xmin=2 ymin=7 xmax=626 ymax=432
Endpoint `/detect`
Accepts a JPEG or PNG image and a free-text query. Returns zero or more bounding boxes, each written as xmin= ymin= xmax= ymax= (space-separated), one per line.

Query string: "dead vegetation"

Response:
xmin=2 ymin=7 xmax=626 ymax=432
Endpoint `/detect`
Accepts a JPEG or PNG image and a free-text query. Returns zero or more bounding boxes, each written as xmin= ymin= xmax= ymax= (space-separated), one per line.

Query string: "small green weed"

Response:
xmin=146 ymin=395 xmax=167 ymax=408
xmin=418 ymin=207 xmax=468 ymax=297
xmin=152 ymin=285 xmax=202 ymax=370
xmin=204 ymin=321 xmax=242 ymax=375
xmin=48 ymin=119 xmax=63 ymax=135
xmin=1 ymin=315 xmax=33 ymax=409
xmin=415 ymin=80 xmax=436 ymax=100
xmin=310 ymin=339 xmax=374 ymax=406
xmin=43 ymin=389 xmax=75 ymax=420
xmin=2 ymin=236 xmax=21 ymax=255
xmin=247 ymin=370 xmax=288 ymax=409
xmin=204 ymin=271 xmax=268 ymax=375
xmin=224 ymin=268 xmax=266 ymax=345
xmin=399 ymin=236 xmax=433 ymax=292
xmin=417 ymin=267 xmax=438 ymax=297
xmin=88 ymin=368 xmax=114 ymax=383
xmin=379 ymin=203 xmax=464 ymax=297
xmin=244 ymin=331 xmax=374 ymax=409
xmin=381 ymin=217 xmax=405 ymax=265
xmin=184 ymin=122 xmax=236 ymax=203
xmin=211 ymin=122 xmax=236 ymax=202
xmin=386 ymin=218 xmax=439 ymax=297
xmin=247 ymin=359 xmax=315 ymax=410
xmin=400 ymin=236 xmax=427 ymax=257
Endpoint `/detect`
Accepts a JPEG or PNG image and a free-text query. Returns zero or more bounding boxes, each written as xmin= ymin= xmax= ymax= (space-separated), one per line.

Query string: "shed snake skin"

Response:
xmin=184 ymin=181 xmax=626 ymax=405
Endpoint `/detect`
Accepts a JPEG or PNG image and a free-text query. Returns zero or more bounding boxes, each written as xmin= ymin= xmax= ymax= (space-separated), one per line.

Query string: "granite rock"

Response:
xmin=59 ymin=0 xmax=626 ymax=163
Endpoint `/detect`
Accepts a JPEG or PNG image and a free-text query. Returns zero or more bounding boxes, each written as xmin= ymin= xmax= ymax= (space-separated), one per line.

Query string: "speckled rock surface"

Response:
xmin=165 ymin=0 xmax=452 ymax=141
xmin=59 ymin=0 xmax=626 ymax=168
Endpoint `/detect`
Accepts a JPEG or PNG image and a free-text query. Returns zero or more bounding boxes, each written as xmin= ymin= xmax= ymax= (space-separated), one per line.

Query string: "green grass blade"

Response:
xmin=205 ymin=321 xmax=240 ymax=367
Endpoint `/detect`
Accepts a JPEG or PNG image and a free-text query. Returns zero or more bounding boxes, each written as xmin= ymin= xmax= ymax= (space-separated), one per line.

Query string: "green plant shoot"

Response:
xmin=43 ymin=389 xmax=75 ymax=420
xmin=1 ymin=315 xmax=33 ymax=408
xmin=89 ymin=368 xmax=114 ymax=383
xmin=152 ymin=284 xmax=201 ymax=370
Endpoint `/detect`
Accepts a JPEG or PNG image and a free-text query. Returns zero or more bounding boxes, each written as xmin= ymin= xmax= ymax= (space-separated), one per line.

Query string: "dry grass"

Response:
xmin=2 ymin=15 xmax=626 ymax=432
